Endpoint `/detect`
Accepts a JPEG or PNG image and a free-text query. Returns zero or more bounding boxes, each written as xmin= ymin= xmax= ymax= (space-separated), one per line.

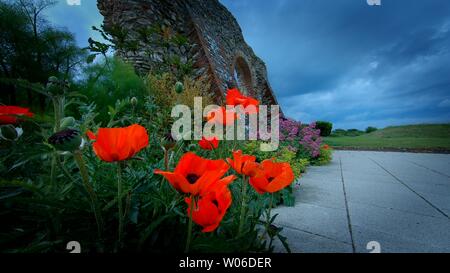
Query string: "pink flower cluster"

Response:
xmin=278 ymin=117 xmax=323 ymax=158
xmin=299 ymin=122 xmax=322 ymax=158
xmin=280 ymin=117 xmax=301 ymax=141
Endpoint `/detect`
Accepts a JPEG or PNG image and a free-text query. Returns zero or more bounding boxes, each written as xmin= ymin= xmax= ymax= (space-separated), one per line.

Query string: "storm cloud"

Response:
xmin=46 ymin=0 xmax=450 ymax=129
xmin=221 ymin=0 xmax=450 ymax=129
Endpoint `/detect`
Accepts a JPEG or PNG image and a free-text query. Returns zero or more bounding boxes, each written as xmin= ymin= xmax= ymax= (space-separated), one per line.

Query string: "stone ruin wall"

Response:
xmin=97 ymin=0 xmax=280 ymax=108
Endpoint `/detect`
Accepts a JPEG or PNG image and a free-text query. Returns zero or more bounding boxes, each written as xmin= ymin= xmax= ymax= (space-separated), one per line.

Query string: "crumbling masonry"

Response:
xmin=97 ymin=0 xmax=280 ymax=107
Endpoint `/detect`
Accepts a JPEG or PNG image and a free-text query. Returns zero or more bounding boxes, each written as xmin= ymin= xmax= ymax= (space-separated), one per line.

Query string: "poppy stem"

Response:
xmin=185 ymin=195 xmax=194 ymax=253
xmin=267 ymin=194 xmax=275 ymax=249
xmin=117 ymin=162 xmax=124 ymax=249
xmin=164 ymin=148 xmax=169 ymax=170
xmin=265 ymin=194 xmax=274 ymax=242
xmin=56 ymin=154 xmax=76 ymax=184
xmin=237 ymin=176 xmax=248 ymax=237
xmin=50 ymin=95 xmax=63 ymax=190
xmin=52 ymin=96 xmax=61 ymax=133
xmin=73 ymin=150 xmax=103 ymax=241
xmin=50 ymin=152 xmax=57 ymax=189
xmin=212 ymin=144 xmax=220 ymax=160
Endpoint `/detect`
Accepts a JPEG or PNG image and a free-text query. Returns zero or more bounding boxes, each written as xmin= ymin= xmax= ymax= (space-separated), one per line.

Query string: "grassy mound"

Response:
xmin=324 ymin=124 xmax=450 ymax=152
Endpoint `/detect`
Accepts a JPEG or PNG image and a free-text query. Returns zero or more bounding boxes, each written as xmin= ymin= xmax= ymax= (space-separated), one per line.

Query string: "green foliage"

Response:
xmin=242 ymin=141 xmax=273 ymax=162
xmin=297 ymin=158 xmax=310 ymax=174
xmin=0 ymin=1 xmax=85 ymax=107
xmin=315 ymin=121 xmax=333 ymax=137
xmin=331 ymin=128 xmax=365 ymax=137
xmin=312 ymin=145 xmax=333 ymax=166
xmin=0 ymin=71 xmax=294 ymax=253
xmin=365 ymin=126 xmax=378 ymax=134
xmin=77 ymin=58 xmax=147 ymax=125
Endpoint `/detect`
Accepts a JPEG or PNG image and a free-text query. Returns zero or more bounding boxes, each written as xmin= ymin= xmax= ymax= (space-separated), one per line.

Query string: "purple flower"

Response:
xmin=299 ymin=122 xmax=322 ymax=158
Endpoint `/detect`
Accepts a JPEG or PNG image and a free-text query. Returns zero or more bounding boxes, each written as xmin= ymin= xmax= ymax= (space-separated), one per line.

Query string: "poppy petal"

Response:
xmin=154 ymin=170 xmax=187 ymax=192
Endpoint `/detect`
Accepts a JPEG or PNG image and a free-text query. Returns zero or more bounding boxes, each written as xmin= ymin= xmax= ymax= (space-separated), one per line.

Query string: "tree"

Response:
xmin=365 ymin=126 xmax=378 ymax=134
xmin=0 ymin=0 xmax=85 ymax=108
xmin=315 ymin=121 xmax=333 ymax=137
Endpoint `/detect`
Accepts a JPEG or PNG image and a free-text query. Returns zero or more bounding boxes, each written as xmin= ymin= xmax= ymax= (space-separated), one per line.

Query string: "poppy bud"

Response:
xmin=46 ymin=76 xmax=61 ymax=95
xmin=131 ymin=97 xmax=138 ymax=106
xmin=0 ymin=125 xmax=19 ymax=141
xmin=161 ymin=132 xmax=176 ymax=151
xmin=175 ymin=81 xmax=184 ymax=94
xmin=46 ymin=76 xmax=69 ymax=95
xmin=48 ymin=76 xmax=59 ymax=84
xmin=48 ymin=129 xmax=82 ymax=152
xmin=186 ymin=143 xmax=197 ymax=152
xmin=60 ymin=116 xmax=76 ymax=129
xmin=63 ymin=79 xmax=71 ymax=90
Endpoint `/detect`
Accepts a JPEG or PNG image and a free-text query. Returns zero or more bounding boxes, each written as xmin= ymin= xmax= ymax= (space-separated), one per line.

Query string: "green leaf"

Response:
xmin=87 ymin=54 xmax=97 ymax=64
xmin=0 ymin=180 xmax=42 ymax=196
xmin=0 ymin=187 xmax=24 ymax=200
xmin=277 ymin=233 xmax=292 ymax=253
xmin=138 ymin=214 xmax=172 ymax=250
xmin=270 ymin=213 xmax=279 ymax=224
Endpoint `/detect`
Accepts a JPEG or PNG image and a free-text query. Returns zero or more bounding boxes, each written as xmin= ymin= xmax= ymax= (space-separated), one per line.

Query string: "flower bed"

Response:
xmin=0 ymin=74 xmax=332 ymax=253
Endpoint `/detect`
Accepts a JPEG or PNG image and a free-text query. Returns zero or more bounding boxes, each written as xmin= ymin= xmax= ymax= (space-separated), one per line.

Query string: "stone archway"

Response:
xmin=97 ymin=0 xmax=281 ymax=108
xmin=232 ymin=55 xmax=254 ymax=96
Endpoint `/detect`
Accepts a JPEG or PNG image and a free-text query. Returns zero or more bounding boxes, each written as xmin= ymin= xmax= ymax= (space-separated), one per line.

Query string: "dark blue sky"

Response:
xmin=46 ymin=0 xmax=450 ymax=129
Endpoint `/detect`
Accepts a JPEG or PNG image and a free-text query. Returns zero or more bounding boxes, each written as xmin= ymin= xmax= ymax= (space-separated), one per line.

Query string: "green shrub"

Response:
xmin=330 ymin=129 xmax=346 ymax=137
xmin=146 ymin=73 xmax=214 ymax=111
xmin=242 ymin=141 xmax=274 ymax=162
xmin=347 ymin=129 xmax=365 ymax=137
xmin=315 ymin=121 xmax=333 ymax=137
xmin=365 ymin=126 xmax=378 ymax=134
xmin=312 ymin=145 xmax=333 ymax=166
xmin=331 ymin=128 xmax=365 ymax=137
xmin=298 ymin=158 xmax=310 ymax=173
xmin=78 ymin=57 xmax=147 ymax=125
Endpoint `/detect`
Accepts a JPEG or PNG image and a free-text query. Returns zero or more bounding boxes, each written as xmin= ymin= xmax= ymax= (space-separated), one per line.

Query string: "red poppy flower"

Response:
xmin=0 ymin=106 xmax=34 ymax=125
xmin=323 ymin=144 xmax=330 ymax=150
xmin=206 ymin=106 xmax=238 ymax=126
xmin=185 ymin=176 xmax=234 ymax=232
xmin=249 ymin=160 xmax=295 ymax=194
xmin=199 ymin=136 xmax=219 ymax=150
xmin=154 ymin=152 xmax=230 ymax=196
xmin=226 ymin=150 xmax=260 ymax=176
xmin=226 ymin=88 xmax=259 ymax=114
xmin=87 ymin=124 xmax=149 ymax=162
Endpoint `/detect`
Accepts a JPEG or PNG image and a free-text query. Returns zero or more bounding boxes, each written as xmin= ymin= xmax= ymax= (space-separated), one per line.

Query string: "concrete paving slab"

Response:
xmin=274 ymin=226 xmax=353 ymax=253
xmin=415 ymin=191 xmax=450 ymax=212
xmin=294 ymin=182 xmax=346 ymax=210
xmin=352 ymin=224 xmax=450 ymax=253
xmin=273 ymin=203 xmax=352 ymax=245
xmin=275 ymin=151 xmax=450 ymax=253
xmin=380 ymin=153 xmax=450 ymax=178
xmin=344 ymin=180 xmax=443 ymax=217
xmin=348 ymin=201 xmax=450 ymax=250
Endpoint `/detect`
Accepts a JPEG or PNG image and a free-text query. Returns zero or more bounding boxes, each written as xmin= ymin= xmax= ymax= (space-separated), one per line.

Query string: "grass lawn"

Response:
xmin=323 ymin=124 xmax=450 ymax=152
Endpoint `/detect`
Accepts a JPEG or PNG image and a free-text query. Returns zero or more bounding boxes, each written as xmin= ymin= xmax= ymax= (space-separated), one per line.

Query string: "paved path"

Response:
xmin=273 ymin=151 xmax=450 ymax=253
